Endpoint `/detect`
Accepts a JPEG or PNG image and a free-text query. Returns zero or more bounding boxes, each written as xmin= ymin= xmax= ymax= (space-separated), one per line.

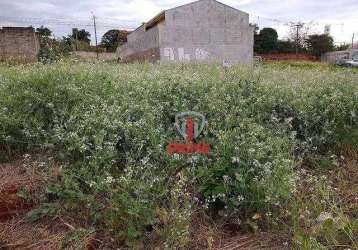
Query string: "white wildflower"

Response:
xmin=231 ymin=156 xmax=240 ymax=164
xmin=105 ymin=176 xmax=114 ymax=184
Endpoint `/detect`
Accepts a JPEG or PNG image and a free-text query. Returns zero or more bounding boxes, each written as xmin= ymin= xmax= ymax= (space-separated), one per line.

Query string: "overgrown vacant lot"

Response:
xmin=0 ymin=61 xmax=357 ymax=249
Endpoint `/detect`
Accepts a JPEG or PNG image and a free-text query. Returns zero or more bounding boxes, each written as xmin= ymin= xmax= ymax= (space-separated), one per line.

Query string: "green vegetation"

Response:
xmin=101 ymin=29 xmax=128 ymax=52
xmin=254 ymin=27 xmax=279 ymax=53
xmin=0 ymin=60 xmax=357 ymax=248
xmin=36 ymin=26 xmax=72 ymax=63
xmin=254 ymin=25 xmax=349 ymax=57
xmin=305 ymin=34 xmax=335 ymax=58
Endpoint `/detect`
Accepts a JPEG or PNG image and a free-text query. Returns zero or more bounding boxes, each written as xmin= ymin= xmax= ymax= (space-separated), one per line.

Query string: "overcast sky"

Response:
xmin=0 ymin=0 xmax=357 ymax=45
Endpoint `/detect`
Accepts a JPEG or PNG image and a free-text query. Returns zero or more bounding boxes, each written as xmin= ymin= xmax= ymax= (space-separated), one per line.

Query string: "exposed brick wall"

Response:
xmin=257 ymin=53 xmax=319 ymax=62
xmin=0 ymin=27 xmax=40 ymax=62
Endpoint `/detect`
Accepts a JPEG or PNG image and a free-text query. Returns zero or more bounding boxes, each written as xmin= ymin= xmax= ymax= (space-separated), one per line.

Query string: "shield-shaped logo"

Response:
xmin=167 ymin=111 xmax=210 ymax=155
xmin=174 ymin=111 xmax=206 ymax=141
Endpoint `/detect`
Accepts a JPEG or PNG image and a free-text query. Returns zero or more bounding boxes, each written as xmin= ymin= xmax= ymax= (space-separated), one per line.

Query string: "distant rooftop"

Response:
xmin=0 ymin=26 xmax=35 ymax=31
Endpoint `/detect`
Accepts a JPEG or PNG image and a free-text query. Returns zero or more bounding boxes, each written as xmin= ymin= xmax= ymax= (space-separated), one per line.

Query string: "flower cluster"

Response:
xmin=0 ymin=60 xmax=356 ymax=247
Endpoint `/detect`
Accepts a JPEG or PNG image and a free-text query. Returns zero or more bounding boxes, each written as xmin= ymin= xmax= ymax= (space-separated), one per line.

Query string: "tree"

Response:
xmin=254 ymin=27 xmax=278 ymax=54
xmin=36 ymin=26 xmax=52 ymax=38
xmin=101 ymin=29 xmax=128 ymax=52
xmin=335 ymin=43 xmax=350 ymax=51
xmin=37 ymin=27 xmax=72 ymax=63
xmin=305 ymin=34 xmax=334 ymax=58
xmin=70 ymin=28 xmax=91 ymax=44
xmin=277 ymin=40 xmax=296 ymax=53
xmin=259 ymin=28 xmax=278 ymax=53
xmin=288 ymin=22 xmax=312 ymax=53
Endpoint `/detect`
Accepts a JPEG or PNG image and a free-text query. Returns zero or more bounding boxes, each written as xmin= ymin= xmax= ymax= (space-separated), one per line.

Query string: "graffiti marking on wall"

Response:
xmin=163 ymin=48 xmax=175 ymax=60
xmin=195 ymin=48 xmax=210 ymax=60
xmin=163 ymin=47 xmax=211 ymax=61
xmin=178 ymin=48 xmax=191 ymax=61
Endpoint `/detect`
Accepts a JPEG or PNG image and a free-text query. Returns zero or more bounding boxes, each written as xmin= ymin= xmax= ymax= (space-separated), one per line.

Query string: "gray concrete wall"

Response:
xmin=321 ymin=49 xmax=358 ymax=64
xmin=0 ymin=27 xmax=39 ymax=62
xmin=74 ymin=51 xmax=116 ymax=60
xmin=118 ymin=0 xmax=254 ymax=64
xmin=118 ymin=24 xmax=160 ymax=62
xmin=159 ymin=0 xmax=254 ymax=64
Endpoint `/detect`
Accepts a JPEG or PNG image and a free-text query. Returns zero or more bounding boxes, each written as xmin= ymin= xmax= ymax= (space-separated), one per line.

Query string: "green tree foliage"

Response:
xmin=36 ymin=26 xmax=72 ymax=63
xmin=335 ymin=43 xmax=350 ymax=51
xmin=254 ymin=27 xmax=278 ymax=54
xmin=305 ymin=34 xmax=335 ymax=58
xmin=36 ymin=26 xmax=52 ymax=38
xmin=277 ymin=40 xmax=296 ymax=53
xmin=101 ymin=29 xmax=128 ymax=52
xmin=70 ymin=28 xmax=91 ymax=44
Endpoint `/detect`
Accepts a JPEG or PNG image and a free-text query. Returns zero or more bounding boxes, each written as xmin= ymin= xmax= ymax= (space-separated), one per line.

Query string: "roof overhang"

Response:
xmin=145 ymin=11 xmax=165 ymax=30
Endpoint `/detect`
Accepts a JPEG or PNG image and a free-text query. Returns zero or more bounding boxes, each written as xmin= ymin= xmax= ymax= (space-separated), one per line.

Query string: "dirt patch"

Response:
xmin=0 ymin=160 xmax=46 ymax=221
xmin=0 ymin=216 xmax=66 ymax=250
xmin=0 ymin=158 xmax=98 ymax=250
xmin=189 ymin=214 xmax=288 ymax=250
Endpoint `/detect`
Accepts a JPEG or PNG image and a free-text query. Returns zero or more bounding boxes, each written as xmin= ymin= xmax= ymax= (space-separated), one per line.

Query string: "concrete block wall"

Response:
xmin=118 ymin=25 xmax=160 ymax=62
xmin=0 ymin=27 xmax=40 ymax=62
xmin=321 ymin=49 xmax=358 ymax=64
xmin=160 ymin=0 xmax=254 ymax=64
xmin=74 ymin=51 xmax=117 ymax=61
xmin=118 ymin=0 xmax=254 ymax=64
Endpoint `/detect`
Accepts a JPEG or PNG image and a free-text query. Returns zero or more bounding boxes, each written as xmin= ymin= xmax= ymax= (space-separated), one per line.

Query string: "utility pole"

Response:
xmin=92 ymin=13 xmax=99 ymax=60
xmin=75 ymin=30 xmax=78 ymax=51
xmin=352 ymin=33 xmax=355 ymax=49
xmin=292 ymin=23 xmax=304 ymax=58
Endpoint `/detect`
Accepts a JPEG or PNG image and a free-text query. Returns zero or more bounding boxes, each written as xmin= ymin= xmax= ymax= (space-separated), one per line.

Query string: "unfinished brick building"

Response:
xmin=0 ymin=27 xmax=40 ymax=62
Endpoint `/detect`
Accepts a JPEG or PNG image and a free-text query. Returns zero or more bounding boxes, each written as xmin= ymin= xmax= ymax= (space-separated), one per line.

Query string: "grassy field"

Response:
xmin=0 ymin=60 xmax=357 ymax=249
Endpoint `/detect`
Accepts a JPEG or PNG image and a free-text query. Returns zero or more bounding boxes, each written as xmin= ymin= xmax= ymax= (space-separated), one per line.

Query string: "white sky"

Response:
xmin=0 ymin=0 xmax=357 ymax=45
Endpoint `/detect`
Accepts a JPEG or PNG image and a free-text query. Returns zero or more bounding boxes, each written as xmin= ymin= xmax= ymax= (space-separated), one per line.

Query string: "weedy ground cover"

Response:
xmin=0 ymin=60 xmax=357 ymax=248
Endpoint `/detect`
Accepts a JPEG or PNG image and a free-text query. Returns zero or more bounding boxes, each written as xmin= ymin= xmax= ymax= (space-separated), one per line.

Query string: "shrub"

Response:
xmin=38 ymin=37 xmax=72 ymax=63
xmin=0 ymin=61 xmax=356 ymax=246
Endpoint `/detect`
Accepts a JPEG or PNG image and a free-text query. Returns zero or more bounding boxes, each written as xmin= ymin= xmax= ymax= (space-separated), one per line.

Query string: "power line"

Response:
xmin=0 ymin=13 xmax=297 ymax=28
xmin=0 ymin=13 xmax=352 ymax=29
xmin=0 ymin=15 xmax=137 ymax=30
xmin=250 ymin=14 xmax=292 ymax=25
xmin=0 ymin=15 xmax=125 ymax=24
xmin=0 ymin=13 xmax=339 ymax=31
xmin=0 ymin=13 xmax=355 ymax=44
